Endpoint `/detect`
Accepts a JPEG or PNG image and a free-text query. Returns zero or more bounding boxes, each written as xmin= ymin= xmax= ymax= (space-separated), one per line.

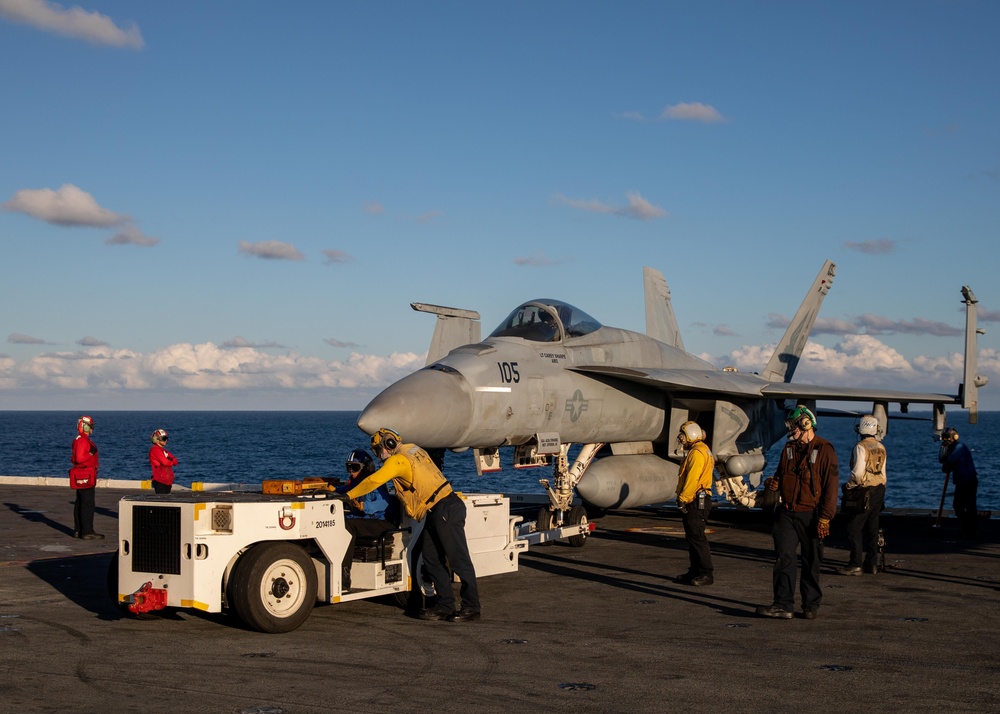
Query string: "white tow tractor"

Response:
xmin=111 ymin=484 xmax=590 ymax=633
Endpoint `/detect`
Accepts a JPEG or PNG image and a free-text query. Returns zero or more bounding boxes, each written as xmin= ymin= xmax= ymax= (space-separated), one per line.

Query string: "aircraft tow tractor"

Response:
xmin=110 ymin=479 xmax=590 ymax=633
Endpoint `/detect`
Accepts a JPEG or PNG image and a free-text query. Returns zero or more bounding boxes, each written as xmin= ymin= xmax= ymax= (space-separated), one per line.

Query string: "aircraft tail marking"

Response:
xmin=643 ymin=267 xmax=684 ymax=350
xmin=761 ymin=259 xmax=836 ymax=384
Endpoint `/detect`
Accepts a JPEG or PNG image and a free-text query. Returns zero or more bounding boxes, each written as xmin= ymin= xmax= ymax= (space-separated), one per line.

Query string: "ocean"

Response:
xmin=0 ymin=410 xmax=996 ymax=511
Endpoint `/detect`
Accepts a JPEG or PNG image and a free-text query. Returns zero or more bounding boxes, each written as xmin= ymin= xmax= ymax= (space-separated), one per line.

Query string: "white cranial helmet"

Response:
xmin=856 ymin=414 xmax=880 ymax=437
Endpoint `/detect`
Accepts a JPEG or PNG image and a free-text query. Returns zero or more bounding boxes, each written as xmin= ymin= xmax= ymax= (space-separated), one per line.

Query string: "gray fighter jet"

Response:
xmin=358 ymin=261 xmax=986 ymax=537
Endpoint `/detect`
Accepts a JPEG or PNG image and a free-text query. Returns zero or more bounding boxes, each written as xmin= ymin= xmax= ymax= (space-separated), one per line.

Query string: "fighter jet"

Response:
xmin=358 ymin=261 xmax=987 ymax=537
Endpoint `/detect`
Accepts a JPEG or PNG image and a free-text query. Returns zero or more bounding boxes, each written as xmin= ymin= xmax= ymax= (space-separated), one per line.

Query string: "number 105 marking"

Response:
xmin=497 ymin=361 xmax=520 ymax=383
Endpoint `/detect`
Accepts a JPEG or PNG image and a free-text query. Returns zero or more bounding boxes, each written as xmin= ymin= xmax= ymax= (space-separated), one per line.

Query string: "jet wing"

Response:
xmin=573 ymin=365 xmax=960 ymax=405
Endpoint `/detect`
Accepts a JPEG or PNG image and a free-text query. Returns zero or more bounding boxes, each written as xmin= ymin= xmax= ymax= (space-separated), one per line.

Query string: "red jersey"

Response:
xmin=149 ymin=444 xmax=178 ymax=486
xmin=69 ymin=435 xmax=99 ymax=489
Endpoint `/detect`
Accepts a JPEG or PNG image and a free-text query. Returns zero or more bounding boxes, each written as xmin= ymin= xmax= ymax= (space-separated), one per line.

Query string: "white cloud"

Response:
xmin=766 ymin=312 xmax=962 ymax=337
xmin=238 ymin=240 xmax=306 ymax=261
xmin=323 ymin=249 xmax=353 ymax=264
xmin=77 ymin=336 xmax=108 ymax=347
xmin=414 ymin=210 xmax=443 ymax=224
xmin=221 ymin=337 xmax=285 ymax=350
xmin=363 ymin=201 xmax=385 ymax=215
xmin=325 ymin=338 xmax=360 ymax=348
xmin=105 ymin=223 xmax=159 ymax=247
xmin=8 ymin=332 xmax=48 ymax=344
xmin=719 ymin=335 xmax=999 ymax=397
xmin=0 ymin=0 xmax=144 ymax=49
xmin=555 ymin=191 xmax=666 ymax=221
xmin=660 ymin=102 xmax=725 ymax=123
xmin=514 ymin=252 xmax=560 ymax=267
xmin=2 ymin=184 xmax=126 ymax=227
xmin=0 ymin=342 xmax=425 ymax=393
xmin=844 ymin=238 xmax=897 ymax=255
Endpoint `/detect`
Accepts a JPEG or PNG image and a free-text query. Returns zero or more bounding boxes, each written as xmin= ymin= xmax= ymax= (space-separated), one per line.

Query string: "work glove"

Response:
xmin=677 ymin=500 xmax=689 ymax=514
xmin=764 ymin=477 xmax=779 ymax=492
xmin=817 ymin=518 xmax=830 ymax=539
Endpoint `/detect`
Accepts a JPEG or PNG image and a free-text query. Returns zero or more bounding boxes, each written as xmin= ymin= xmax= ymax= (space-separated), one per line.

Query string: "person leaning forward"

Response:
xmin=756 ymin=406 xmax=839 ymax=620
xmin=346 ymin=428 xmax=481 ymax=623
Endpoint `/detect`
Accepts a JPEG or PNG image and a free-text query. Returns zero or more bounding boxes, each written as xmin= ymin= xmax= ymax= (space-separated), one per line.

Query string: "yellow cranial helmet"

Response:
xmin=370 ymin=428 xmax=400 ymax=456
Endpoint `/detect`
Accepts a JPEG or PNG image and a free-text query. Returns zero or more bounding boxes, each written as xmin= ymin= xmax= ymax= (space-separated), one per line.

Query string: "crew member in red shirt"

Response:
xmin=149 ymin=429 xmax=178 ymax=494
xmin=70 ymin=415 xmax=103 ymax=539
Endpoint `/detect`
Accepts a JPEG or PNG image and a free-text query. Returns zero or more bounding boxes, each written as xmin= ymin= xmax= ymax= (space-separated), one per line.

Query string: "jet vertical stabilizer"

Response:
xmin=643 ymin=267 xmax=684 ymax=350
xmin=960 ymin=286 xmax=987 ymax=424
xmin=410 ymin=303 xmax=481 ymax=365
xmin=761 ymin=259 xmax=836 ymax=384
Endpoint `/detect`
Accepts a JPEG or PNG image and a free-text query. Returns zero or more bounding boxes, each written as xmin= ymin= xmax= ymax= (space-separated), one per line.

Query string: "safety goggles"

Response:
xmin=346 ymin=462 xmax=363 ymax=474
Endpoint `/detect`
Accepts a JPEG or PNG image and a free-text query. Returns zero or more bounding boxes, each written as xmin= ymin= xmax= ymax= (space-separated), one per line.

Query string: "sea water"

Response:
xmin=0 ymin=410 xmax=996 ymax=511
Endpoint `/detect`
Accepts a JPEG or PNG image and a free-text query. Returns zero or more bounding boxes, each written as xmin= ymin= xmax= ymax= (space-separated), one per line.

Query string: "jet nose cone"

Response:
xmin=358 ymin=368 xmax=473 ymax=448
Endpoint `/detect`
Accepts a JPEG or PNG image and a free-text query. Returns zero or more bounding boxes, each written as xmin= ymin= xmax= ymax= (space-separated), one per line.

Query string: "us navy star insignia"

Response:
xmin=565 ymin=389 xmax=589 ymax=422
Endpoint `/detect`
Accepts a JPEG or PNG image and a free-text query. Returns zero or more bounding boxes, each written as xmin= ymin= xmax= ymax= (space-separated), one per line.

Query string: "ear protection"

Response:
xmin=786 ymin=406 xmax=817 ymax=431
xmin=371 ymin=428 xmax=400 ymax=453
xmin=679 ymin=421 xmax=704 ymax=443
xmin=77 ymin=415 xmax=94 ymax=436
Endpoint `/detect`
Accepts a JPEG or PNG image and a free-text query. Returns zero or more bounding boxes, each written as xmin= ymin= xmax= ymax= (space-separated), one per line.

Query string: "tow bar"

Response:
xmin=128 ymin=582 xmax=168 ymax=614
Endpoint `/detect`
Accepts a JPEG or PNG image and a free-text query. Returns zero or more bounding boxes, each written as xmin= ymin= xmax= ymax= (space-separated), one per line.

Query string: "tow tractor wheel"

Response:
xmin=106 ymin=550 xmax=131 ymax=614
xmin=567 ymin=505 xmax=589 ymax=548
xmin=228 ymin=542 xmax=318 ymax=633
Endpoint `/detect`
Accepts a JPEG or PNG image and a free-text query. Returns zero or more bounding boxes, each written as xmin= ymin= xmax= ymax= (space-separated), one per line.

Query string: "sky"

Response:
xmin=1 ymin=0 xmax=998 ymax=413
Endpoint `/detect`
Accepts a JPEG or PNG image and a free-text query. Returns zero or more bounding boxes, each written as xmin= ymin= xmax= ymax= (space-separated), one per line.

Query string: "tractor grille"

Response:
xmin=131 ymin=505 xmax=181 ymax=575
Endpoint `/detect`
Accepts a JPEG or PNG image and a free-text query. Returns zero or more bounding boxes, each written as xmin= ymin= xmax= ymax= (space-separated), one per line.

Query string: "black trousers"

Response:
xmin=681 ymin=498 xmax=713 ymax=576
xmin=73 ymin=487 xmax=96 ymax=536
xmin=954 ymin=478 xmax=979 ymax=538
xmin=152 ymin=481 xmax=172 ymax=494
xmin=843 ymin=484 xmax=885 ymax=568
xmin=772 ymin=508 xmax=822 ymax=612
xmin=342 ymin=517 xmax=395 ymax=579
xmin=421 ymin=493 xmax=480 ymax=613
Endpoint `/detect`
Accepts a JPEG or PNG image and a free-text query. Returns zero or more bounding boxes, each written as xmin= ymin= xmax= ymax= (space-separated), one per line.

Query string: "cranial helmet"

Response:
xmin=346 ymin=449 xmax=374 ymax=469
xmin=678 ymin=420 xmax=704 ymax=444
xmin=151 ymin=429 xmax=169 ymax=443
xmin=370 ymin=428 xmax=401 ymax=456
xmin=855 ymin=415 xmax=880 ymax=437
xmin=786 ymin=405 xmax=817 ymax=431
xmin=77 ymin=415 xmax=94 ymax=436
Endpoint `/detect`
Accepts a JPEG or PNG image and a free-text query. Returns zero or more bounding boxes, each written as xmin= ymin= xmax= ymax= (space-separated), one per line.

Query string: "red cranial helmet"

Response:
xmin=77 ymin=415 xmax=94 ymax=436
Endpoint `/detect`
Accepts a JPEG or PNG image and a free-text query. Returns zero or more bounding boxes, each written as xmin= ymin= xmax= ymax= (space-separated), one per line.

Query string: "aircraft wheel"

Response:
xmin=536 ymin=507 xmax=554 ymax=547
xmin=567 ymin=505 xmax=589 ymax=548
xmin=228 ymin=542 xmax=317 ymax=633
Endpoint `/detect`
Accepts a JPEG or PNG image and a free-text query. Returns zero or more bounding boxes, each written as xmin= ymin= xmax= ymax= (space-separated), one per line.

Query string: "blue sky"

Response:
xmin=1 ymin=1 xmax=997 ymax=412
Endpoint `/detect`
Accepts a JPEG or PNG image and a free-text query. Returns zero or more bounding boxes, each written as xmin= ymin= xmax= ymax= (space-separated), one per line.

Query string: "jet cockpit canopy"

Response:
xmin=488 ymin=299 xmax=602 ymax=342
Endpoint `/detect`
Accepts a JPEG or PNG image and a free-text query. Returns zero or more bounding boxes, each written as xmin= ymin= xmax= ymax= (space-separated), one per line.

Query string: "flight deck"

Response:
xmin=1 ymin=483 xmax=997 ymax=713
